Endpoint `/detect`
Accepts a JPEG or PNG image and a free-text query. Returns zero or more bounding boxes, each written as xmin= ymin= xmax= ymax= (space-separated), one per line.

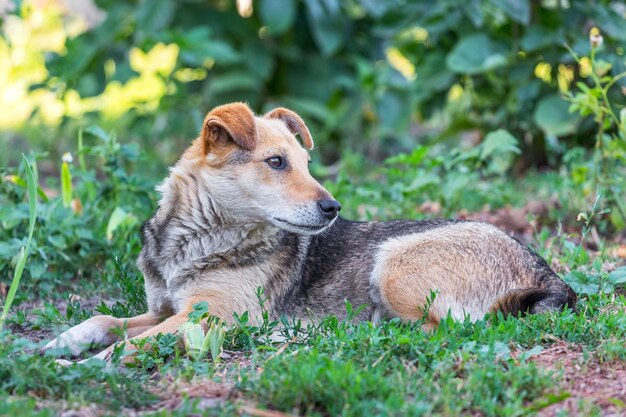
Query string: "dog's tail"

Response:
xmin=490 ymin=286 xmax=577 ymax=316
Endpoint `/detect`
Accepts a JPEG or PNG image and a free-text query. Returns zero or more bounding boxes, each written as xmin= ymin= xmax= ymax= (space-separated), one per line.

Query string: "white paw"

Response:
xmin=43 ymin=331 xmax=90 ymax=357
xmin=42 ymin=316 xmax=116 ymax=357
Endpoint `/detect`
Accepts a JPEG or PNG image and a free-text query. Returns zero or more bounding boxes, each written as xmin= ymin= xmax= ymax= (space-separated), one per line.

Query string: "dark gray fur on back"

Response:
xmin=274 ymin=219 xmax=460 ymax=320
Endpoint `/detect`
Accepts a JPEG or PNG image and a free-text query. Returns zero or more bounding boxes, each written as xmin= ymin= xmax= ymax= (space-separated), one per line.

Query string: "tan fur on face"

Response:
xmin=250 ymin=118 xmax=330 ymax=204
xmin=181 ymin=105 xmax=329 ymax=207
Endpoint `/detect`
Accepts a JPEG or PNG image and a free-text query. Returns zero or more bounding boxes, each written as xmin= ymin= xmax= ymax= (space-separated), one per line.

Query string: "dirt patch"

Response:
xmin=531 ymin=342 xmax=626 ymax=417
xmin=139 ymin=377 xmax=235 ymax=415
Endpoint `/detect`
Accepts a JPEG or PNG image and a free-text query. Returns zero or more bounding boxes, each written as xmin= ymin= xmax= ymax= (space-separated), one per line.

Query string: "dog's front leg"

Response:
xmin=82 ymin=311 xmax=194 ymax=363
xmin=77 ymin=295 xmax=241 ymax=364
xmin=42 ymin=312 xmax=161 ymax=357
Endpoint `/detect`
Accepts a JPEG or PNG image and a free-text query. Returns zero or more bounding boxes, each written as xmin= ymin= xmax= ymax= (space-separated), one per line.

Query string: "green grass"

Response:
xmin=2 ymin=294 xmax=625 ymax=416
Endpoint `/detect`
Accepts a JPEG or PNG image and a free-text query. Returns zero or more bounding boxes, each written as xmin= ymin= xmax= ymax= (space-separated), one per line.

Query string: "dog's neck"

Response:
xmin=144 ymin=165 xmax=284 ymax=281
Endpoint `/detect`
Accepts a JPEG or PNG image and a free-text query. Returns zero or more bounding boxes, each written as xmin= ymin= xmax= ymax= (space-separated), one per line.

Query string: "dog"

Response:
xmin=44 ymin=102 xmax=576 ymax=361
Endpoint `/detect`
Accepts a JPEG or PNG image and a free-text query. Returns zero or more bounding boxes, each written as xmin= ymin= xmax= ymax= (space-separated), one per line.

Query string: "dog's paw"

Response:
xmin=55 ymin=358 xmax=74 ymax=367
xmin=39 ymin=329 xmax=89 ymax=356
xmin=41 ymin=316 xmax=116 ymax=357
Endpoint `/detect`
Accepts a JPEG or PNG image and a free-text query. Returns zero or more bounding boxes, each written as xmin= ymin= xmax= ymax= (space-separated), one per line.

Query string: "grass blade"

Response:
xmin=0 ymin=154 xmax=38 ymax=329
xmin=61 ymin=160 xmax=72 ymax=207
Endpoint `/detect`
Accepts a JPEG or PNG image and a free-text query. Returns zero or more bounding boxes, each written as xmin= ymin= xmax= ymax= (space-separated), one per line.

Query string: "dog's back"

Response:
xmin=272 ymin=218 xmax=576 ymax=325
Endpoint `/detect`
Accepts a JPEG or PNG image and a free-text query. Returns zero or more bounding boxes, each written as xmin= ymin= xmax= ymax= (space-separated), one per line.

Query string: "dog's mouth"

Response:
xmin=273 ymin=217 xmax=332 ymax=233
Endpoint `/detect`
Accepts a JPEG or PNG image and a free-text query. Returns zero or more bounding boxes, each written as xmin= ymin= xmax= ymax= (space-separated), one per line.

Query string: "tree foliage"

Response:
xmin=0 ymin=0 xmax=624 ymax=164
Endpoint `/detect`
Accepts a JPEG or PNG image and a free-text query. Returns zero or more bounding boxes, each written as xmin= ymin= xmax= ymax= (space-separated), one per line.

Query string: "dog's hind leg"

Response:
xmin=42 ymin=312 xmax=162 ymax=357
xmin=370 ymin=224 xmax=575 ymax=327
xmin=370 ymin=245 xmax=481 ymax=328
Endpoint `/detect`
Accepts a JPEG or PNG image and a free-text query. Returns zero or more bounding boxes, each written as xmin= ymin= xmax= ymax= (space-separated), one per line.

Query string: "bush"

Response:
xmin=2 ymin=0 xmax=625 ymax=166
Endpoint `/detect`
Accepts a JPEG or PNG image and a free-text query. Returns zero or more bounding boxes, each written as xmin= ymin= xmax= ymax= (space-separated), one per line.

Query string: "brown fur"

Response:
xmin=202 ymin=102 xmax=257 ymax=152
xmin=265 ymin=107 xmax=314 ymax=150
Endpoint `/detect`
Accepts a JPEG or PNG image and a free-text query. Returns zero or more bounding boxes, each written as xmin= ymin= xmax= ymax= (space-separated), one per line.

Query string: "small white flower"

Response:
xmin=62 ymin=152 xmax=74 ymax=164
xmin=589 ymin=27 xmax=603 ymax=48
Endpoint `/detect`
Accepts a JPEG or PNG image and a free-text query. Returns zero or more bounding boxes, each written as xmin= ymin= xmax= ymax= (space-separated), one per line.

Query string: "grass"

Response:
xmin=1 ymin=129 xmax=625 ymax=416
xmin=0 ymin=155 xmax=37 ymax=330
xmin=1 ymin=294 xmax=625 ymax=416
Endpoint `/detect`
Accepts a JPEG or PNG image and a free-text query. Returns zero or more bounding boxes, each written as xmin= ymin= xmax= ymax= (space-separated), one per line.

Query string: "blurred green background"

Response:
xmin=2 ymin=0 xmax=625 ymax=169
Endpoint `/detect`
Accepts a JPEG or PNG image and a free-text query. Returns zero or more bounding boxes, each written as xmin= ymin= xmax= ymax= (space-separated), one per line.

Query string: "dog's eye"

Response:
xmin=265 ymin=156 xmax=285 ymax=170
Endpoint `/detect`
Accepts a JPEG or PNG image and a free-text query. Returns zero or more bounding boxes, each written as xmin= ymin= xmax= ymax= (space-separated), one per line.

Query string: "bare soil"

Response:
xmin=533 ymin=342 xmax=626 ymax=417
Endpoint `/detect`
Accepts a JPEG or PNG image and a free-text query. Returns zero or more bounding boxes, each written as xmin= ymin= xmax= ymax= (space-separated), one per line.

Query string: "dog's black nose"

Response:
xmin=318 ymin=199 xmax=341 ymax=219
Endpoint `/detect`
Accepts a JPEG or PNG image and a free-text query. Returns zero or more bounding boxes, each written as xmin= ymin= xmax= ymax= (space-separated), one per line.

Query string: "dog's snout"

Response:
xmin=318 ymin=199 xmax=341 ymax=219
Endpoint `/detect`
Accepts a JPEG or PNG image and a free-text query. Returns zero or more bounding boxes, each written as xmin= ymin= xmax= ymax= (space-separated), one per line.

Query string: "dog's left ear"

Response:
xmin=202 ymin=102 xmax=257 ymax=153
xmin=264 ymin=108 xmax=314 ymax=150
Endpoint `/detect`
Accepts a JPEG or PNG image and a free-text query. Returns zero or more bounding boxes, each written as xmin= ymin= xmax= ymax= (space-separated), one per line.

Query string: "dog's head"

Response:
xmin=181 ymin=102 xmax=340 ymax=235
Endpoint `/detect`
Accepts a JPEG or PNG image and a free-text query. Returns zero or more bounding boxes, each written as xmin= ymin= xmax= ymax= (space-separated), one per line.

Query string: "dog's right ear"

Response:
xmin=201 ymin=102 xmax=257 ymax=153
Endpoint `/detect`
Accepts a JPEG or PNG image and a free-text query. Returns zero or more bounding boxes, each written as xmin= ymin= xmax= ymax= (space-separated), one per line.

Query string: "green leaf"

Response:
xmin=376 ymin=89 xmax=412 ymax=132
xmin=462 ymin=0 xmax=484 ymax=27
xmin=608 ymin=267 xmax=626 ymax=285
xmin=385 ymin=146 xmax=429 ymax=166
xmin=207 ymin=320 xmax=227 ymax=362
xmin=0 ymin=242 xmax=14 ymax=258
xmin=446 ymin=33 xmax=508 ymax=74
xmin=201 ymin=41 xmax=241 ymax=65
xmin=208 ymin=71 xmax=259 ymax=95
xmin=84 ymin=125 xmax=110 ymax=142
xmin=187 ymin=301 xmax=210 ymax=323
xmin=61 ymin=161 xmax=72 ymax=208
xmin=259 ymin=0 xmax=296 ymax=35
xmin=77 ymin=129 xmax=87 ymax=171
xmin=518 ymin=345 xmax=543 ymax=361
xmin=242 ymin=42 xmax=274 ymax=80
xmin=106 ymin=207 xmax=137 ymax=241
xmin=534 ymin=95 xmax=579 ymax=136
xmin=520 ymin=26 xmax=561 ymax=51
xmin=23 ymin=159 xmax=37 ymax=244
xmin=480 ymin=129 xmax=521 ymax=160
xmin=135 ymin=0 xmax=176 ymax=34
xmin=178 ymin=27 xmax=241 ymax=66
xmin=491 ymin=0 xmax=530 ymax=25
xmin=481 ymin=129 xmax=520 ymax=174
xmin=28 ymin=259 xmax=47 ymax=279
xmin=181 ymin=322 xmax=207 ymax=360
xmin=281 ymin=96 xmax=332 ymax=121
xmin=563 ymin=271 xmax=599 ymax=295
xmin=303 ymin=0 xmax=345 ymax=57
xmin=359 ymin=0 xmax=393 ymax=18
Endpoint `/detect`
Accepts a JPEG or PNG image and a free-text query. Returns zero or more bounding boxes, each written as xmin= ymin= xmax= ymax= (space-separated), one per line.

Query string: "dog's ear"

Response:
xmin=264 ymin=108 xmax=314 ymax=150
xmin=201 ymin=102 xmax=257 ymax=153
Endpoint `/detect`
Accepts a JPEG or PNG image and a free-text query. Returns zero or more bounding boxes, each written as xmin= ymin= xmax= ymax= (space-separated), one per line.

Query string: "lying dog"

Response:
xmin=44 ymin=102 xmax=576 ymax=361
